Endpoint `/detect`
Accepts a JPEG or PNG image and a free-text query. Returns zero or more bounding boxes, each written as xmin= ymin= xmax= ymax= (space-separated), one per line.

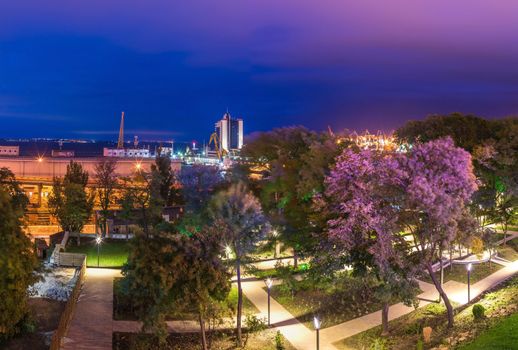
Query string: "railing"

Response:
xmin=49 ymin=253 xmax=87 ymax=350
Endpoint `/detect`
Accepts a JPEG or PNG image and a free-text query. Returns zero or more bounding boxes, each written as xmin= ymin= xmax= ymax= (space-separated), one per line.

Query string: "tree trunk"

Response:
xmin=76 ymin=232 xmax=81 ymax=246
xmin=199 ymin=312 xmax=208 ymax=350
xmin=236 ymin=260 xmax=243 ymax=346
xmin=381 ymin=303 xmax=390 ymax=335
xmin=293 ymin=250 xmax=298 ymax=269
xmin=426 ymin=263 xmax=454 ymax=328
xmin=275 ymin=241 xmax=281 ymax=258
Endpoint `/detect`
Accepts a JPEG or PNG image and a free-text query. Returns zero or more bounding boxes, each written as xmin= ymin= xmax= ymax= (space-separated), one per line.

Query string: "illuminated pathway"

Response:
xmin=62 ymin=239 xmax=518 ymax=349
xmin=63 ymin=269 xmax=121 ymax=350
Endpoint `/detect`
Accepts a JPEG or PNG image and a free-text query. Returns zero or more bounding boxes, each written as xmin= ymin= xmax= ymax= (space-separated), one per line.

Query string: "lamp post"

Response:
xmin=313 ymin=316 xmax=321 ymax=350
xmin=467 ymin=263 xmax=472 ymax=302
xmin=96 ymin=236 xmax=102 ymax=267
xmin=265 ymin=278 xmax=273 ymax=326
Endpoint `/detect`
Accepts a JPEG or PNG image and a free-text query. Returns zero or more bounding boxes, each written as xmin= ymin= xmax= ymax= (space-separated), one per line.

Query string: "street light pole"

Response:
xmin=467 ymin=263 xmax=472 ymax=302
xmin=96 ymin=236 xmax=102 ymax=267
xmin=265 ymin=278 xmax=273 ymax=326
xmin=313 ymin=317 xmax=321 ymax=350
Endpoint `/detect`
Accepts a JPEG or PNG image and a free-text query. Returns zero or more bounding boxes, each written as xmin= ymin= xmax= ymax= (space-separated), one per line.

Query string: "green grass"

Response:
xmin=269 ymin=276 xmax=397 ymax=329
xmin=422 ymin=262 xmax=502 ymax=285
xmin=497 ymin=246 xmax=518 ymax=261
xmin=334 ymin=275 xmax=518 ymax=350
xmin=114 ymin=278 xmax=259 ymax=321
xmin=66 ymin=238 xmax=129 ymax=267
xmin=458 ymin=312 xmax=518 ymax=350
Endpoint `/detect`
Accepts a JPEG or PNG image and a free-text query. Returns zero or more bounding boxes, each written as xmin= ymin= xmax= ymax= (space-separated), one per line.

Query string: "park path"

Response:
xmin=62 ymin=235 xmax=518 ymax=350
xmin=240 ymin=279 xmax=335 ymax=350
xmin=62 ymin=268 xmax=121 ymax=350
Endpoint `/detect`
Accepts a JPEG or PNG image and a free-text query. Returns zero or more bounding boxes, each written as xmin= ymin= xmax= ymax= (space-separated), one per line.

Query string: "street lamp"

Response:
xmin=265 ymin=278 xmax=273 ymax=326
xmin=96 ymin=236 xmax=102 ymax=267
xmin=467 ymin=263 xmax=472 ymax=302
xmin=225 ymin=245 xmax=232 ymax=260
xmin=313 ymin=316 xmax=321 ymax=350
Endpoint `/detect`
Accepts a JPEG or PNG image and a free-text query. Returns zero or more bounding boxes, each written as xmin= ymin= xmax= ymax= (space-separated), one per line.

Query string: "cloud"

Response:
xmin=0 ymin=111 xmax=70 ymax=121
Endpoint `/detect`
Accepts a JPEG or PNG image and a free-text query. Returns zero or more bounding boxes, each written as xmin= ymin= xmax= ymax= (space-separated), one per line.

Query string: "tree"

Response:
xmin=324 ymin=137 xmax=477 ymax=328
xmin=394 ymin=113 xmax=493 ymax=152
xmin=0 ymin=168 xmax=38 ymax=337
xmin=151 ymin=151 xmax=181 ymax=207
xmin=178 ymin=165 xmax=226 ymax=213
xmin=242 ymin=127 xmax=344 ymax=265
xmin=122 ymin=227 xmax=230 ymax=349
xmin=325 ymin=149 xmax=418 ymax=334
xmin=208 ymin=182 xmax=269 ymax=346
xmin=48 ymin=161 xmax=94 ymax=246
xmin=171 ymin=228 xmax=231 ymax=350
xmin=94 ymin=158 xmax=118 ymax=237
xmin=398 ymin=138 xmax=478 ymax=327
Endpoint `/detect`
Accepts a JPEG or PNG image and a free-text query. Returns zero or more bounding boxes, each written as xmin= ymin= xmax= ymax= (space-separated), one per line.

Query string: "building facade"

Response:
xmin=214 ymin=112 xmax=243 ymax=152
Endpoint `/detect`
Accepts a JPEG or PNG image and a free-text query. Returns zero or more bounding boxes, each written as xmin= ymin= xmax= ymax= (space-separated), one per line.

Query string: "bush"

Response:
xmin=275 ymin=331 xmax=285 ymax=350
xmin=369 ymin=337 xmax=388 ymax=350
xmin=472 ymin=304 xmax=486 ymax=320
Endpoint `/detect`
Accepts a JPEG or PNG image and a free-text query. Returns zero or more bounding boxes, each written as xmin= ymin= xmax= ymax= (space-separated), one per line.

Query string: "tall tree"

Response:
xmin=398 ymin=138 xmax=478 ymax=327
xmin=94 ymin=158 xmax=118 ymax=237
xmin=122 ymin=227 xmax=230 ymax=348
xmin=178 ymin=165 xmax=226 ymax=213
xmin=208 ymin=182 xmax=269 ymax=346
xmin=325 ymin=149 xmax=418 ymax=334
xmin=151 ymin=151 xmax=181 ymax=207
xmin=242 ymin=127 xmax=343 ymax=264
xmin=0 ymin=168 xmax=38 ymax=337
xmin=48 ymin=161 xmax=94 ymax=246
xmin=171 ymin=228 xmax=231 ymax=350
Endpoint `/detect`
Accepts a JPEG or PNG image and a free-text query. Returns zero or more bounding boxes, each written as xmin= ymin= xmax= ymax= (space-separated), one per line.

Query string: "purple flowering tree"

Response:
xmin=325 ymin=137 xmax=477 ymax=329
xmin=399 ymin=137 xmax=477 ymax=327
xmin=325 ymin=149 xmax=418 ymax=334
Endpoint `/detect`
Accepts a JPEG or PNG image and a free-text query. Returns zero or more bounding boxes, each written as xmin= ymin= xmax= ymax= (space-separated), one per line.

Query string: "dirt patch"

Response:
xmin=2 ymin=298 xmax=66 ymax=350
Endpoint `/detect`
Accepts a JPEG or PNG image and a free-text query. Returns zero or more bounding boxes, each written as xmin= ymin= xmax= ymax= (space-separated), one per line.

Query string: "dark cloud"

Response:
xmin=0 ymin=1 xmax=517 ymax=140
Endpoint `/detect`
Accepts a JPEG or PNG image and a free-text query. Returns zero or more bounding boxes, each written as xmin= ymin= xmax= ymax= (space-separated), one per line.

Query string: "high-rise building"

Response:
xmin=214 ymin=112 xmax=243 ymax=152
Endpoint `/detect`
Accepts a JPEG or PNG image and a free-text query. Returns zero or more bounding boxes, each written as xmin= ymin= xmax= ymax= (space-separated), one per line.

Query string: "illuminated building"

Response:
xmin=214 ymin=111 xmax=243 ymax=152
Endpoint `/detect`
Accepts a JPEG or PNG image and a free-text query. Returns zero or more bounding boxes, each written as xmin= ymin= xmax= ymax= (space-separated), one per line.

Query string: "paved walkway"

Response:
xmin=63 ymin=268 xmax=121 ymax=350
xmin=240 ymin=258 xmax=518 ymax=349
xmin=63 ymin=234 xmax=518 ymax=350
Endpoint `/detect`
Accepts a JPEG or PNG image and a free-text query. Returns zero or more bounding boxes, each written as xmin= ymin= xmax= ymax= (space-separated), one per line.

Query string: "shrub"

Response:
xmin=369 ymin=338 xmax=388 ymax=350
xmin=275 ymin=331 xmax=285 ymax=350
xmin=472 ymin=304 xmax=486 ymax=320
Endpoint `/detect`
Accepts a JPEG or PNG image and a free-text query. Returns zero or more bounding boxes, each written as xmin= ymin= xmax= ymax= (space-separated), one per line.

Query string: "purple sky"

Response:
xmin=1 ymin=1 xmax=518 ymax=141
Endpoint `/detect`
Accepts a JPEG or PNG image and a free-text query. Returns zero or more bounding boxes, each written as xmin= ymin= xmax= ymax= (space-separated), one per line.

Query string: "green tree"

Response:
xmin=0 ymin=168 xmax=38 ymax=337
xmin=208 ymin=182 xmax=269 ymax=346
xmin=242 ymin=127 xmax=343 ymax=265
xmin=94 ymin=158 xmax=118 ymax=237
xmin=122 ymin=227 xmax=230 ymax=348
xmin=171 ymin=227 xmax=231 ymax=350
xmin=48 ymin=161 xmax=94 ymax=246
xmin=151 ymin=151 xmax=181 ymax=207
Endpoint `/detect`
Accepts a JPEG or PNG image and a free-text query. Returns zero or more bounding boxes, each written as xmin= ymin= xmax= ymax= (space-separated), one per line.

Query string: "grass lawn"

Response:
xmin=114 ymin=278 xmax=258 ymax=321
xmin=334 ymin=275 xmax=518 ymax=350
xmin=113 ymin=329 xmax=296 ymax=350
xmin=497 ymin=246 xmax=518 ymax=262
xmin=66 ymin=238 xmax=129 ymax=267
xmin=458 ymin=312 xmax=518 ymax=350
xmin=421 ymin=262 xmax=502 ymax=285
xmin=269 ymin=276 xmax=398 ymax=329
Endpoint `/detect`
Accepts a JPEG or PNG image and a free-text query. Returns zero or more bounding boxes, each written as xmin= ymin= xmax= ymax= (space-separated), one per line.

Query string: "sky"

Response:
xmin=1 ymin=0 xmax=518 ymax=142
